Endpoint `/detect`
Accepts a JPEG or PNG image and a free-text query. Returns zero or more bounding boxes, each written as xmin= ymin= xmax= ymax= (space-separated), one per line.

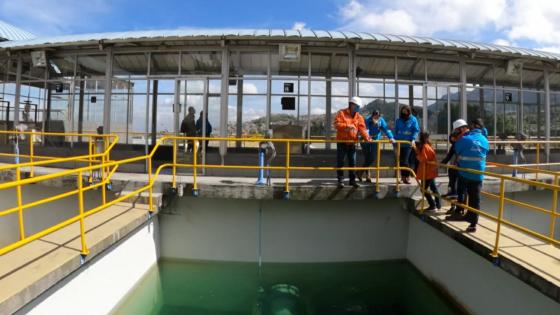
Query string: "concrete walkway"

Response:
xmin=0 ymin=202 xmax=151 ymax=315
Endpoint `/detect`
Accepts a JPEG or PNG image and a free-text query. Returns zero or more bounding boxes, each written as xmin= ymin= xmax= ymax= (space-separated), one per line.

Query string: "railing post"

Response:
xmin=16 ymin=166 xmax=25 ymax=240
xmin=172 ymin=138 xmax=177 ymax=189
xmin=491 ymin=178 xmax=506 ymax=257
xmin=396 ymin=143 xmax=401 ymax=192
xmin=88 ymin=137 xmax=93 ymax=184
xmin=192 ymin=140 xmax=199 ymax=196
xmin=77 ymin=171 xmax=89 ymax=256
xmin=536 ymin=143 xmax=540 ymax=180
xmin=148 ymin=156 xmax=154 ymax=211
xmin=549 ymin=175 xmax=558 ymax=240
xmin=284 ymin=141 xmax=290 ymax=199
xmin=376 ymin=141 xmax=381 ymax=193
xmin=29 ymin=132 xmax=34 ymax=177
xmin=101 ymin=150 xmax=106 ymax=205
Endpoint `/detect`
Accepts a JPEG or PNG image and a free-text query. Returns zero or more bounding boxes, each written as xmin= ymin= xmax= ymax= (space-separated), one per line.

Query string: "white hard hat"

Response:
xmin=452 ymin=119 xmax=468 ymax=130
xmin=349 ymin=96 xmax=363 ymax=107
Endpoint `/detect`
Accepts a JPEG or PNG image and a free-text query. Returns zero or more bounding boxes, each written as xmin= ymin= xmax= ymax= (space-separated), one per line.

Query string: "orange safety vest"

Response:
xmin=334 ymin=108 xmax=370 ymax=142
xmin=416 ymin=144 xmax=438 ymax=180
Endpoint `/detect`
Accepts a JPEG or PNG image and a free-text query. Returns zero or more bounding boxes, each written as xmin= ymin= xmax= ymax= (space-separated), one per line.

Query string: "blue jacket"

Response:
xmin=196 ymin=117 xmax=212 ymax=136
xmin=365 ymin=116 xmax=394 ymax=140
xmin=394 ymin=116 xmax=420 ymax=146
xmin=454 ymin=128 xmax=489 ymax=181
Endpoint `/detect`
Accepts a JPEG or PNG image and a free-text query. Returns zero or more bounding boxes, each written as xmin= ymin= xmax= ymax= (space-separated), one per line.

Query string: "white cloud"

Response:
xmin=338 ymin=0 xmax=506 ymax=36
xmin=492 ymin=38 xmax=512 ymax=46
xmin=0 ymin=0 xmax=111 ymax=35
xmin=292 ymin=22 xmax=307 ymax=31
xmin=243 ymin=83 xmax=259 ymax=94
xmin=337 ymin=0 xmax=560 ymax=50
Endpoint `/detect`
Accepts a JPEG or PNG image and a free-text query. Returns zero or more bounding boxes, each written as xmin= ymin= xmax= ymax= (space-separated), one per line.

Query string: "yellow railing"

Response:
xmin=0 ymin=135 xmax=558 ymax=264
xmin=419 ymin=160 xmax=560 ymax=258
xmin=0 ymin=130 xmax=118 ymax=178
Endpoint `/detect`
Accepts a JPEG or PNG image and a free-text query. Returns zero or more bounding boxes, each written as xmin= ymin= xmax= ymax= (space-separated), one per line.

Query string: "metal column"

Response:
xmin=236 ymin=77 xmax=243 ymax=148
xmin=102 ymin=48 xmax=113 ymax=133
xmin=219 ymin=46 xmax=230 ymax=161
xmin=459 ymin=61 xmax=467 ymax=119
xmin=13 ymin=55 xmax=22 ymax=127
xmin=544 ymin=69 xmax=551 ymax=162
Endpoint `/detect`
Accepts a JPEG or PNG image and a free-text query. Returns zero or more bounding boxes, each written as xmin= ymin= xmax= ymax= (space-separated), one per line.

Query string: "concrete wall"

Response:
xmin=406 ymin=214 xmax=560 ymax=315
xmin=17 ymin=219 xmax=160 ymax=315
xmin=158 ymin=197 xmax=410 ymax=262
xmin=0 ymin=184 xmax=114 ymax=247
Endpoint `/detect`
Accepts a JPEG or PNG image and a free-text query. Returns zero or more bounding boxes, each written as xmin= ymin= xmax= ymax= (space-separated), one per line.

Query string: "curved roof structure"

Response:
xmin=0 ymin=20 xmax=35 ymax=41
xmin=0 ymin=28 xmax=558 ymax=63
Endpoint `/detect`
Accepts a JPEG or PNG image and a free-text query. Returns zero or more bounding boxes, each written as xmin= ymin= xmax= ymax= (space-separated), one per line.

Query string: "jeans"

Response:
xmin=337 ymin=143 xmax=357 ymax=183
xmin=398 ymin=146 xmax=413 ymax=178
xmin=457 ymin=176 xmax=482 ymax=226
xmin=361 ymin=142 xmax=379 ymax=168
xmin=422 ymin=179 xmax=441 ymax=209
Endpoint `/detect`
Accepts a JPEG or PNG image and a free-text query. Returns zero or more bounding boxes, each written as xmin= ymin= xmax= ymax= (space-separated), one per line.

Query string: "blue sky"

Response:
xmin=1 ymin=0 xmax=560 ymax=52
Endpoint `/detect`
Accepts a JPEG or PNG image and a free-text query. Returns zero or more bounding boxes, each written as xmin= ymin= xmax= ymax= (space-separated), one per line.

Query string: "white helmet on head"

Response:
xmin=452 ymin=119 xmax=468 ymax=130
xmin=349 ymin=96 xmax=363 ymax=107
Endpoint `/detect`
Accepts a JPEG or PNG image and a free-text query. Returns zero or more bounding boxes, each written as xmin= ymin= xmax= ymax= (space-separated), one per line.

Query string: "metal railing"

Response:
xmin=0 ymin=135 xmax=558 ymax=264
xmin=0 ymin=130 xmax=118 ymax=178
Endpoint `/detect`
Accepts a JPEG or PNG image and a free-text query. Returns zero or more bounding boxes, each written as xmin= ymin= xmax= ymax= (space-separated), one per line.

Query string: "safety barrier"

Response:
xmin=0 ymin=135 xmax=558 ymax=264
xmin=0 ymin=130 xmax=118 ymax=178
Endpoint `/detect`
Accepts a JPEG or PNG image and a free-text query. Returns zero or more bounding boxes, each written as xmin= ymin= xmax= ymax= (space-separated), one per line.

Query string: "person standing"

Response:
xmin=196 ymin=110 xmax=212 ymax=150
xmin=415 ymin=132 xmax=441 ymax=211
xmin=446 ymin=123 xmax=489 ymax=233
xmin=357 ymin=110 xmax=395 ymax=182
xmin=180 ymin=106 xmax=196 ymax=153
xmin=334 ymin=96 xmax=371 ymax=188
xmin=394 ymin=105 xmax=420 ymax=184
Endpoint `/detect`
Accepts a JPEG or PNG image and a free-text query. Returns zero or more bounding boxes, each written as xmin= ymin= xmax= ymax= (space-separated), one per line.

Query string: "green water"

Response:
xmin=113 ymin=259 xmax=464 ymax=315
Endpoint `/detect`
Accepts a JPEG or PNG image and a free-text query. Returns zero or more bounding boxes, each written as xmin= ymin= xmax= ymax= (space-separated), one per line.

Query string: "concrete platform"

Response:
xmin=0 ymin=202 xmax=152 ymax=315
xmin=415 ymin=205 xmax=560 ymax=304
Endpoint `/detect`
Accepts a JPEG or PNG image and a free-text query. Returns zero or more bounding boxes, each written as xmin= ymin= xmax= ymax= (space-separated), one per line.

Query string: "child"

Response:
xmin=415 ymin=132 xmax=441 ymax=211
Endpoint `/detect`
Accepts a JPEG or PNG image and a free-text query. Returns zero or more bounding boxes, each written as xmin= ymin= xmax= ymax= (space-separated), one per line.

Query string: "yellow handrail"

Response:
xmin=0 ymin=135 xmax=558 ymax=265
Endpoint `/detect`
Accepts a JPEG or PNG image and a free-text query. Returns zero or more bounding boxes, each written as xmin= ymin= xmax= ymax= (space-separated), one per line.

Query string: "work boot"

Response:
xmin=445 ymin=212 xmax=466 ymax=221
xmin=365 ymin=170 xmax=372 ymax=183
xmin=402 ymin=176 xmax=411 ymax=184
xmin=337 ymin=179 xmax=345 ymax=188
xmin=466 ymin=225 xmax=477 ymax=233
xmin=349 ymin=181 xmax=360 ymax=188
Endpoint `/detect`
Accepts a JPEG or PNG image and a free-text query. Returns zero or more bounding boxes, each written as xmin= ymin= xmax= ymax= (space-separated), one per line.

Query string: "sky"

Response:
xmin=1 ymin=0 xmax=560 ymax=53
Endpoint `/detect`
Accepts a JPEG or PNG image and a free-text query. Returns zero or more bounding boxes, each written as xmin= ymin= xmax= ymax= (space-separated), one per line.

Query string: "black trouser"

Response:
xmin=398 ymin=146 xmax=413 ymax=178
xmin=422 ymin=179 xmax=441 ymax=209
xmin=336 ymin=143 xmax=357 ymax=183
xmin=361 ymin=142 xmax=378 ymax=168
xmin=457 ymin=176 xmax=482 ymax=226
xmin=448 ymin=168 xmax=459 ymax=194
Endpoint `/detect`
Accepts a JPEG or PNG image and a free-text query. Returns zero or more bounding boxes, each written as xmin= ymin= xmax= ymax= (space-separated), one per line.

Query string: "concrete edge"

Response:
xmin=4 ymin=207 xmax=153 ymax=314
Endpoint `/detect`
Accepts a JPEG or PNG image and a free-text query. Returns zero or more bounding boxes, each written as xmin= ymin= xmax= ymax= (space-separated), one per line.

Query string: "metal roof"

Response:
xmin=0 ymin=28 xmax=558 ymax=62
xmin=0 ymin=20 xmax=35 ymax=41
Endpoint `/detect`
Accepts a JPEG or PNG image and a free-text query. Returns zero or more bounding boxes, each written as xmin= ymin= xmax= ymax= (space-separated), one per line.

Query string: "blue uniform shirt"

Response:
xmin=454 ymin=128 xmax=489 ymax=181
xmin=394 ymin=115 xmax=420 ymax=147
xmin=366 ymin=116 xmax=394 ymax=140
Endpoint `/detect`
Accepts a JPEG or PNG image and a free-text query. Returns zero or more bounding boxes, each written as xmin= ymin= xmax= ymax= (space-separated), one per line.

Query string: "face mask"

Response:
xmin=351 ymin=105 xmax=360 ymax=115
xmin=400 ymin=111 xmax=410 ymax=119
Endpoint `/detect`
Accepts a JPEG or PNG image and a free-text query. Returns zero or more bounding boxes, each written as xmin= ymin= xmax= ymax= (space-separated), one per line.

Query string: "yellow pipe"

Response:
xmin=285 ymin=141 xmax=290 ymax=194
xmin=491 ymin=178 xmax=506 ymax=257
xmin=88 ymin=138 xmax=93 ymax=184
xmin=148 ymin=157 xmax=153 ymax=212
xmin=16 ymin=167 xmax=25 ymax=240
xmin=101 ymin=152 xmax=106 ymax=205
xmin=376 ymin=141 xmax=381 ymax=193
xmin=77 ymin=171 xmax=89 ymax=256
xmin=536 ymin=143 xmax=540 ymax=180
xmin=396 ymin=143 xmax=401 ymax=192
xmin=192 ymin=141 xmax=198 ymax=191
xmin=29 ymin=136 xmax=34 ymax=177
xmin=481 ymin=191 xmax=556 ymax=216
xmin=172 ymin=138 xmax=177 ymax=189
xmin=550 ymin=175 xmax=558 ymax=240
